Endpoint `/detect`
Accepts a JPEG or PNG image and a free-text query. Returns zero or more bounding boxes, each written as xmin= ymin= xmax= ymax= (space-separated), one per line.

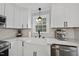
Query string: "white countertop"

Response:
xmin=3 ymin=37 xmax=79 ymax=47
xmin=46 ymin=38 xmax=79 ymax=46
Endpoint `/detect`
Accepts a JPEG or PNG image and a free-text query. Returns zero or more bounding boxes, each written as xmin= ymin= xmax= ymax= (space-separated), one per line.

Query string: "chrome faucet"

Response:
xmin=38 ymin=30 xmax=41 ymax=38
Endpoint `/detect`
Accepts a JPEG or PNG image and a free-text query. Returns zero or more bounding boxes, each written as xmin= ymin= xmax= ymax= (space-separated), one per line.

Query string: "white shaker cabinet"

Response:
xmin=5 ymin=39 xmax=50 ymax=56
xmin=5 ymin=39 xmax=18 ymax=56
xmin=5 ymin=39 xmax=23 ymax=56
xmin=17 ymin=40 xmax=23 ymax=56
xmin=0 ymin=3 xmax=4 ymax=16
xmin=28 ymin=9 xmax=32 ymax=28
xmin=51 ymin=4 xmax=79 ymax=28
xmin=9 ymin=40 xmax=18 ymax=56
xmin=51 ymin=4 xmax=65 ymax=28
xmin=24 ymin=43 xmax=50 ymax=56
xmin=13 ymin=6 xmax=28 ymax=28
xmin=5 ymin=4 xmax=28 ymax=28
xmin=5 ymin=4 xmax=15 ymax=28
xmin=65 ymin=4 xmax=79 ymax=27
xmin=10 ymin=40 xmax=23 ymax=56
xmin=13 ymin=6 xmax=22 ymax=28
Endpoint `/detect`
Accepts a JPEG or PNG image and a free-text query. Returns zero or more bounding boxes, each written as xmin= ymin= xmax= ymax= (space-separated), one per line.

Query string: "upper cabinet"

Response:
xmin=13 ymin=6 xmax=28 ymax=28
xmin=51 ymin=4 xmax=79 ymax=28
xmin=5 ymin=4 xmax=28 ymax=28
xmin=66 ymin=4 xmax=79 ymax=27
xmin=0 ymin=3 xmax=4 ymax=16
xmin=1 ymin=3 xmax=79 ymax=29
xmin=5 ymin=4 xmax=15 ymax=28
xmin=51 ymin=4 xmax=65 ymax=28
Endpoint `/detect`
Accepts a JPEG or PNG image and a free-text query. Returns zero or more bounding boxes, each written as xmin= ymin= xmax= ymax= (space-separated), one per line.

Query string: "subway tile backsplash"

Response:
xmin=0 ymin=28 xmax=77 ymax=43
xmin=31 ymin=28 xmax=75 ymax=42
xmin=0 ymin=29 xmax=29 ymax=40
xmin=0 ymin=29 xmax=17 ymax=40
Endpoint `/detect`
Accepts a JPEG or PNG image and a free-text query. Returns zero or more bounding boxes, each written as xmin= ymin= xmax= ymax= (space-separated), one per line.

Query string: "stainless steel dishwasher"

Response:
xmin=51 ymin=44 xmax=78 ymax=56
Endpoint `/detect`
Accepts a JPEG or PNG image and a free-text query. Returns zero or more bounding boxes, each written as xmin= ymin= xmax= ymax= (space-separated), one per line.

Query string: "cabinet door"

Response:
xmin=0 ymin=3 xmax=4 ymax=16
xmin=51 ymin=4 xmax=79 ymax=28
xmin=9 ymin=40 xmax=18 ymax=56
xmin=22 ymin=9 xmax=28 ymax=28
xmin=17 ymin=40 xmax=23 ymax=56
xmin=51 ymin=4 xmax=65 ymax=28
xmin=5 ymin=39 xmax=23 ymax=56
xmin=5 ymin=4 xmax=15 ymax=28
xmin=5 ymin=4 xmax=28 ymax=28
xmin=10 ymin=40 xmax=23 ymax=56
xmin=28 ymin=9 xmax=31 ymax=28
xmin=13 ymin=6 xmax=22 ymax=28
xmin=24 ymin=43 xmax=50 ymax=56
xmin=14 ymin=6 xmax=28 ymax=28
xmin=65 ymin=4 xmax=79 ymax=27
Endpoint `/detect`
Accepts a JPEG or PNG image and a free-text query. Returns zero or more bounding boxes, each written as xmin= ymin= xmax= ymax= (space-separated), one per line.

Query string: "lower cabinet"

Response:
xmin=6 ymin=39 xmax=50 ymax=56
xmin=8 ymin=40 xmax=18 ymax=56
xmin=17 ymin=40 xmax=23 ymax=56
xmin=5 ymin=39 xmax=22 ymax=56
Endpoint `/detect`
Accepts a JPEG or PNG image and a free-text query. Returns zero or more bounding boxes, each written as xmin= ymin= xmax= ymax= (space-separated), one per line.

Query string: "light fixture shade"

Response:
xmin=36 ymin=8 xmax=42 ymax=22
xmin=36 ymin=16 xmax=42 ymax=22
xmin=38 ymin=16 xmax=42 ymax=20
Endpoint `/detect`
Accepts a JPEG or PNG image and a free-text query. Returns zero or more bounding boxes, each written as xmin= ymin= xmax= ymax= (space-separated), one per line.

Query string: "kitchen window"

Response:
xmin=32 ymin=8 xmax=50 ymax=33
xmin=36 ymin=18 xmax=46 ymax=32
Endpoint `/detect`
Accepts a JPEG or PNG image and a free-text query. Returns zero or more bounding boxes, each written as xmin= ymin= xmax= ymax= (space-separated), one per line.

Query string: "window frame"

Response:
xmin=31 ymin=8 xmax=51 ymax=34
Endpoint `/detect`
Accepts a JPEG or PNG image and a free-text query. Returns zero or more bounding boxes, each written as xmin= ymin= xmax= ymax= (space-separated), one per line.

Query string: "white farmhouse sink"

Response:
xmin=22 ymin=38 xmax=48 ymax=45
xmin=31 ymin=38 xmax=47 ymax=45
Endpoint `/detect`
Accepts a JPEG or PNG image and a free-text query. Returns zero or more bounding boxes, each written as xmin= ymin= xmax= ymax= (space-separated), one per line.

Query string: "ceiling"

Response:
xmin=13 ymin=3 xmax=52 ymax=10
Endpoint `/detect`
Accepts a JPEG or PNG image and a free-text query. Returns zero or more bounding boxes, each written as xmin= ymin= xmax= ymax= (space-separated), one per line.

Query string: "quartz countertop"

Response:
xmin=3 ymin=37 xmax=79 ymax=47
xmin=46 ymin=38 xmax=79 ymax=47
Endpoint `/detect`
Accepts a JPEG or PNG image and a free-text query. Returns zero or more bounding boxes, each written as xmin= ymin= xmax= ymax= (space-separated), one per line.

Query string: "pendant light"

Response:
xmin=36 ymin=8 xmax=42 ymax=22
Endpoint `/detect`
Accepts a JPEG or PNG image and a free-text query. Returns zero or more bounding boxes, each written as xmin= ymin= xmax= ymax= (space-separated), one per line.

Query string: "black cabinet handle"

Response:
xmin=22 ymin=41 xmax=24 ymax=47
xmin=22 ymin=24 xmax=23 ymax=28
xmin=64 ymin=21 xmax=68 ymax=27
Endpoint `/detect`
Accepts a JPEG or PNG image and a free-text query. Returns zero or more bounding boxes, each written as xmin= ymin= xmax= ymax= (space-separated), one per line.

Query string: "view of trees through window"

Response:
xmin=36 ymin=18 xmax=46 ymax=32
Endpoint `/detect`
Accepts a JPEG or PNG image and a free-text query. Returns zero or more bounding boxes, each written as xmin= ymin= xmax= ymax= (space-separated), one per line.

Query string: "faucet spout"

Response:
xmin=38 ymin=30 xmax=41 ymax=38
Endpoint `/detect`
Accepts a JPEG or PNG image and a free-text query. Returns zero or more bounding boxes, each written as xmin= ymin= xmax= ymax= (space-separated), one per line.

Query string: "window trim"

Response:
xmin=31 ymin=8 xmax=51 ymax=33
